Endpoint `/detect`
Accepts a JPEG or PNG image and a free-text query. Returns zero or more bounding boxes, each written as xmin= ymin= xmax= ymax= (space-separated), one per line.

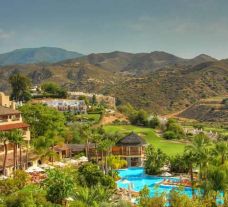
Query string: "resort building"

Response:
xmin=54 ymin=132 xmax=147 ymax=167
xmin=68 ymin=91 xmax=116 ymax=109
xmin=37 ymin=99 xmax=87 ymax=114
xmin=0 ymin=92 xmax=36 ymax=175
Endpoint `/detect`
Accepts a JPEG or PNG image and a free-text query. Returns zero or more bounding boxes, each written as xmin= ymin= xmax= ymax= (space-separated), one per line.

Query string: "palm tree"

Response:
xmin=212 ymin=141 xmax=228 ymax=165
xmin=206 ymin=165 xmax=228 ymax=204
xmin=33 ymin=135 xmax=61 ymax=164
xmin=0 ymin=131 xmax=9 ymax=175
xmin=8 ymin=129 xmax=24 ymax=171
xmin=183 ymin=150 xmax=197 ymax=198
xmin=72 ymin=186 xmax=113 ymax=207
xmin=185 ymin=133 xmax=211 ymax=180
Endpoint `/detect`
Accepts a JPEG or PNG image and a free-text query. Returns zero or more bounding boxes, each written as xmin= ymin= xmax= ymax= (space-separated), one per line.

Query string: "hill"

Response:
xmin=62 ymin=51 xmax=217 ymax=74
xmin=177 ymin=95 xmax=228 ymax=122
xmin=0 ymin=51 xmax=226 ymax=114
xmin=0 ymin=47 xmax=83 ymax=65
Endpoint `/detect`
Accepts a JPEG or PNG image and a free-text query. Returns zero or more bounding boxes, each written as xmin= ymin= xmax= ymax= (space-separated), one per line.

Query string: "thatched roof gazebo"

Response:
xmin=116 ymin=132 xmax=146 ymax=146
xmin=113 ymin=132 xmax=147 ymax=167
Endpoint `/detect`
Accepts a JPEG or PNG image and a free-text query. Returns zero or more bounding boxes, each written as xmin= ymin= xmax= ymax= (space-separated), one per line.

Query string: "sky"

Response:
xmin=0 ymin=0 xmax=228 ymax=59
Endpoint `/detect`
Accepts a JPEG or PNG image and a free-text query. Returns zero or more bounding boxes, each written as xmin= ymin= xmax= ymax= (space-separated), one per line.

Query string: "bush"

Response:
xmin=169 ymin=154 xmax=189 ymax=173
xmin=5 ymin=185 xmax=55 ymax=207
xmin=149 ymin=116 xmax=160 ymax=129
xmin=145 ymin=145 xmax=167 ymax=175
xmin=77 ymin=163 xmax=115 ymax=188
xmin=163 ymin=130 xmax=177 ymax=140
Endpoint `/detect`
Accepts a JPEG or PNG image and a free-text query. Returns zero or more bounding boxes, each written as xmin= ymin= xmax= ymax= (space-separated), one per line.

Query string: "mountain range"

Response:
xmin=0 ymin=48 xmax=227 ymax=115
xmin=0 ymin=47 xmax=83 ymax=66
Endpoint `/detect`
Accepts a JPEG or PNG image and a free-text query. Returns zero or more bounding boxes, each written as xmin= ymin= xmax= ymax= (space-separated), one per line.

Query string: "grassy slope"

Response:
xmin=75 ymin=113 xmax=101 ymax=124
xmin=103 ymin=125 xmax=185 ymax=156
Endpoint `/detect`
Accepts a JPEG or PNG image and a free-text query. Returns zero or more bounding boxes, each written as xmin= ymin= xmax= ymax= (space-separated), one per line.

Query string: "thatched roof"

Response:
xmin=116 ymin=132 xmax=146 ymax=146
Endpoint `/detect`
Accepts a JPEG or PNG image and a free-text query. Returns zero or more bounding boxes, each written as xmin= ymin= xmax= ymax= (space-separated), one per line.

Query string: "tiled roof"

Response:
xmin=0 ymin=123 xmax=29 ymax=131
xmin=0 ymin=106 xmax=20 ymax=115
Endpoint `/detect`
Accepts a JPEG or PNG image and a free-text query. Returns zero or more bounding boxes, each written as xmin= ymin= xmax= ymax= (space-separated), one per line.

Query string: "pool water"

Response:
xmin=117 ymin=167 xmax=193 ymax=198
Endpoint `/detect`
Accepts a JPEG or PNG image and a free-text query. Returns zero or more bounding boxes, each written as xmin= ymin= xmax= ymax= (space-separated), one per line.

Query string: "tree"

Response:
xmin=8 ymin=130 xmax=24 ymax=171
xmin=44 ymin=168 xmax=74 ymax=204
xmin=9 ymin=73 xmax=31 ymax=102
xmin=41 ymin=82 xmax=67 ymax=98
xmin=71 ymin=185 xmax=113 ymax=207
xmin=185 ymin=133 xmax=211 ymax=180
xmin=77 ymin=163 xmax=115 ymax=189
xmin=0 ymin=131 xmax=9 ymax=175
xmin=19 ymin=104 xmax=66 ymax=138
xmin=165 ymin=119 xmax=185 ymax=139
xmin=92 ymin=94 xmax=97 ymax=105
xmin=149 ymin=116 xmax=160 ymax=129
xmin=183 ymin=150 xmax=197 ymax=198
xmin=138 ymin=186 xmax=166 ymax=207
xmin=33 ymin=134 xmax=62 ymax=163
xmin=204 ymin=165 xmax=228 ymax=204
xmin=5 ymin=184 xmax=54 ymax=207
xmin=107 ymin=155 xmax=127 ymax=170
xmin=163 ymin=130 xmax=177 ymax=140
xmin=212 ymin=141 xmax=228 ymax=165
xmin=144 ymin=145 xmax=167 ymax=175
xmin=170 ymin=154 xmax=189 ymax=173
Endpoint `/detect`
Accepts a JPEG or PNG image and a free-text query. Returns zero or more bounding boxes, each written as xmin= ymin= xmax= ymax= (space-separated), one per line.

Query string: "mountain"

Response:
xmin=62 ymin=51 xmax=217 ymax=74
xmin=188 ymin=54 xmax=217 ymax=66
xmin=0 ymin=51 xmax=226 ymax=114
xmin=0 ymin=47 xmax=83 ymax=66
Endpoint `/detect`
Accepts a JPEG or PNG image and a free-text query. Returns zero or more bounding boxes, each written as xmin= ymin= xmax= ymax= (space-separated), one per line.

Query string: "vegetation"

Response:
xmin=104 ymin=124 xmax=185 ymax=156
xmin=144 ymin=145 xmax=167 ymax=175
xmin=19 ymin=103 xmax=66 ymax=138
xmin=41 ymin=82 xmax=67 ymax=98
xmin=9 ymin=73 xmax=31 ymax=102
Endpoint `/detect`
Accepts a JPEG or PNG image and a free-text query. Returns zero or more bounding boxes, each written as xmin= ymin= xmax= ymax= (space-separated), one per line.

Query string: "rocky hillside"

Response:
xmin=0 ymin=51 xmax=227 ymax=114
xmin=177 ymin=96 xmax=228 ymax=122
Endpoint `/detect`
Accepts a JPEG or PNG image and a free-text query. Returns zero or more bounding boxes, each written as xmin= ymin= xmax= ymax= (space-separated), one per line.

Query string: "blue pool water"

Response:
xmin=117 ymin=167 xmax=193 ymax=198
xmin=117 ymin=167 xmax=224 ymax=205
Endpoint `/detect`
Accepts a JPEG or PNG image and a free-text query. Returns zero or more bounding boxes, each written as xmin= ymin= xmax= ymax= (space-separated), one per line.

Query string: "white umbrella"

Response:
xmin=0 ymin=175 xmax=8 ymax=180
xmin=40 ymin=163 xmax=54 ymax=169
xmin=53 ymin=162 xmax=66 ymax=167
xmin=161 ymin=172 xmax=172 ymax=177
xmin=78 ymin=156 xmax=88 ymax=162
xmin=67 ymin=159 xmax=79 ymax=165
xmin=161 ymin=165 xmax=170 ymax=171
xmin=26 ymin=166 xmax=44 ymax=173
xmin=122 ymin=179 xmax=131 ymax=184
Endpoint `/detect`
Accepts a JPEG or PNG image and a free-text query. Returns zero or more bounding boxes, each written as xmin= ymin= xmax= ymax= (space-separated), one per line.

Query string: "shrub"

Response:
xmin=145 ymin=145 xmax=167 ymax=175
xmin=169 ymin=154 xmax=189 ymax=173
xmin=77 ymin=163 xmax=115 ymax=188
xmin=163 ymin=130 xmax=177 ymax=140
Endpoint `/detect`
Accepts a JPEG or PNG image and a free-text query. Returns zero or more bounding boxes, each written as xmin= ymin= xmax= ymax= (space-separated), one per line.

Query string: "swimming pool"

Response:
xmin=116 ymin=167 xmax=193 ymax=198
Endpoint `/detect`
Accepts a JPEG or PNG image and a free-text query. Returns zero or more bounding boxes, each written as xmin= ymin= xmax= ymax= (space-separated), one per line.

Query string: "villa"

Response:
xmin=0 ymin=92 xmax=37 ymax=175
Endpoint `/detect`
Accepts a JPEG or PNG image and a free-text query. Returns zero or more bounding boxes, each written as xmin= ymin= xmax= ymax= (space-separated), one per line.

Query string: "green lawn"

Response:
xmin=103 ymin=125 xmax=186 ymax=156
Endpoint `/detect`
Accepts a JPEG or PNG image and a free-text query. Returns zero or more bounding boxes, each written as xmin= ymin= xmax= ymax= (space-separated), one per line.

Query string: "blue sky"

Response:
xmin=0 ymin=0 xmax=228 ymax=58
